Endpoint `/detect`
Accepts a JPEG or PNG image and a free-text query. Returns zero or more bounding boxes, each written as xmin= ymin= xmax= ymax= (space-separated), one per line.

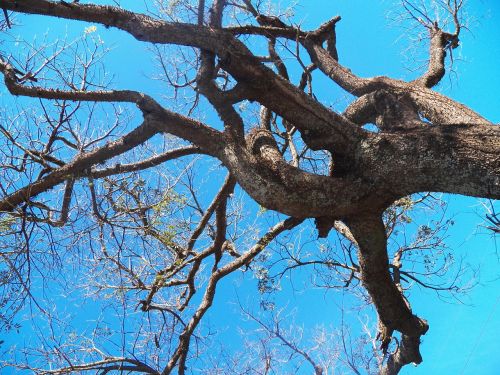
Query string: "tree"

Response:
xmin=0 ymin=1 xmax=498 ymax=374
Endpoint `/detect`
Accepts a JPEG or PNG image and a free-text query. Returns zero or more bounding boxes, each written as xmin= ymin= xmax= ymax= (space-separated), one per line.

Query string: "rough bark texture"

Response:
xmin=0 ymin=1 xmax=498 ymax=374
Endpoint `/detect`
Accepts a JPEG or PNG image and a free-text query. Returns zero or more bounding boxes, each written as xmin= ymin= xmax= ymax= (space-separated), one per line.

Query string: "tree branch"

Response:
xmin=344 ymin=214 xmax=428 ymax=372
xmin=91 ymin=146 xmax=203 ymax=179
xmin=0 ymin=0 xmax=362 ymax=154
xmin=187 ymin=174 xmax=236 ymax=251
xmin=162 ymin=216 xmax=304 ymax=375
xmin=31 ymin=357 xmax=160 ymax=375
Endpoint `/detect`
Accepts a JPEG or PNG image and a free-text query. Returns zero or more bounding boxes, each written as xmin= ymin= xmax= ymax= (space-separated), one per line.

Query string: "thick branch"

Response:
xmin=413 ymin=27 xmax=458 ymax=88
xmin=354 ymin=125 xmax=500 ymax=201
xmin=221 ymin=128 xmax=384 ymax=218
xmin=301 ymin=34 xmax=486 ymax=127
xmin=402 ymin=0 xmax=462 ymax=88
xmin=381 ymin=335 xmax=425 ymax=375
xmin=344 ymin=214 xmax=428 ymax=372
xmin=0 ymin=0 xmax=362 ymax=154
xmin=343 ymin=89 xmax=423 ymax=131
xmin=301 ymin=40 xmax=379 ymax=95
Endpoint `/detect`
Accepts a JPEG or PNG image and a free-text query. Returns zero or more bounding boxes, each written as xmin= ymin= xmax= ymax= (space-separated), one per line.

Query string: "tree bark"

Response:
xmin=345 ymin=214 xmax=428 ymax=374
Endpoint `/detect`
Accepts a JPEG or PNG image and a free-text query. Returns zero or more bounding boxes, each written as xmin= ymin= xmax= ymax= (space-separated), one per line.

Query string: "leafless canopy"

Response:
xmin=0 ymin=1 xmax=498 ymax=374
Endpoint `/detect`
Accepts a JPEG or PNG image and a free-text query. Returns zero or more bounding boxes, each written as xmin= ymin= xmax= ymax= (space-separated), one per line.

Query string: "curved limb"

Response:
xmin=344 ymin=214 xmax=428 ymax=373
xmin=17 ymin=357 xmax=161 ymax=375
xmin=402 ymin=0 xmax=463 ymax=88
xmin=0 ymin=0 xmax=362 ymax=154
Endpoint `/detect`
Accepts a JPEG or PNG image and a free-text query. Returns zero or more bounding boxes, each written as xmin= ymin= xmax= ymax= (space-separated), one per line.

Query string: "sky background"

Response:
xmin=1 ymin=0 xmax=499 ymax=374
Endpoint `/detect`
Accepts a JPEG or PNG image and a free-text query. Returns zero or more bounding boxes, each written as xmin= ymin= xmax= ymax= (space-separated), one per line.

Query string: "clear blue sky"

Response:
xmin=1 ymin=1 xmax=499 ymax=374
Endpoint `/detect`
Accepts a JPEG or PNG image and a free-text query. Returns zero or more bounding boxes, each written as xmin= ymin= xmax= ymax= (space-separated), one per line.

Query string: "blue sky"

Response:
xmin=1 ymin=1 xmax=499 ymax=374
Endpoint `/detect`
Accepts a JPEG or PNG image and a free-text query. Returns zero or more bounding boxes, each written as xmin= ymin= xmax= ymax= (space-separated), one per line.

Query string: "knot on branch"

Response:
xmin=307 ymin=16 xmax=341 ymax=40
xmin=135 ymin=94 xmax=164 ymax=115
xmin=376 ymin=92 xmax=422 ymax=132
xmin=246 ymin=127 xmax=279 ymax=156
xmin=345 ymin=89 xmax=423 ymax=132
xmin=377 ymin=321 xmax=394 ymax=353
xmin=306 ymin=16 xmax=341 ymax=60
xmin=399 ymin=334 xmax=424 ymax=364
xmin=138 ymin=300 xmax=150 ymax=312
xmin=443 ymin=33 xmax=460 ymax=50
xmin=431 ymin=25 xmax=460 ymax=50
xmin=314 ymin=216 xmax=336 ymax=238
xmin=255 ymin=14 xmax=289 ymax=29
xmin=374 ymin=90 xmax=413 ymax=130
xmin=378 ymin=315 xmax=428 ymax=356
xmin=383 ymin=333 xmax=426 ymax=374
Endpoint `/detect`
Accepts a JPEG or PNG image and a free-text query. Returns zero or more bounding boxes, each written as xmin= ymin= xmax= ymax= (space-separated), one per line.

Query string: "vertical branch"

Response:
xmin=403 ymin=0 xmax=462 ymax=88
xmin=197 ymin=0 xmax=205 ymax=25
xmin=196 ymin=0 xmax=245 ymax=139
xmin=344 ymin=214 xmax=428 ymax=373
xmin=51 ymin=177 xmax=75 ymax=227
xmin=209 ymin=0 xmax=226 ymax=28
xmin=187 ymin=174 xmax=236 ymax=252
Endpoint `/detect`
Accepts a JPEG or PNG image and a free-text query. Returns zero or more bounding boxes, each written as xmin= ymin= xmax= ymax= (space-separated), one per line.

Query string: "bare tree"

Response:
xmin=0 ymin=1 xmax=498 ymax=374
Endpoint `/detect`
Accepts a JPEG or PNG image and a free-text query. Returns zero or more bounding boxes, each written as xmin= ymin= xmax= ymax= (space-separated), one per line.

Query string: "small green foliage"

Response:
xmin=84 ymin=25 xmax=97 ymax=35
xmin=154 ymin=274 xmax=166 ymax=287
xmin=152 ymin=195 xmax=172 ymax=214
xmin=417 ymin=225 xmax=432 ymax=237
xmin=152 ymin=191 xmax=186 ymax=214
xmin=257 ymin=205 xmax=268 ymax=216
xmin=255 ymin=266 xmax=279 ymax=294
xmin=157 ymin=225 xmax=176 ymax=247
xmin=0 ymin=215 xmax=16 ymax=233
